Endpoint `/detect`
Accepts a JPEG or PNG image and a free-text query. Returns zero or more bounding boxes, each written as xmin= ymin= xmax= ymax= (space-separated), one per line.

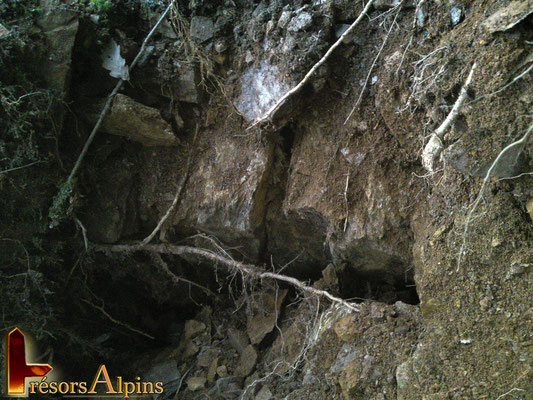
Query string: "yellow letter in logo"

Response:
xmin=88 ymin=365 xmax=117 ymax=394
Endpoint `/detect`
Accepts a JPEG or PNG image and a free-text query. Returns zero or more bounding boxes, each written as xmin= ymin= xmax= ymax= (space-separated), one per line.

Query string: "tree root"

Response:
xmin=91 ymin=242 xmax=360 ymax=313
xmin=456 ymin=122 xmax=532 ymax=271
xmin=422 ymin=62 xmax=477 ymax=172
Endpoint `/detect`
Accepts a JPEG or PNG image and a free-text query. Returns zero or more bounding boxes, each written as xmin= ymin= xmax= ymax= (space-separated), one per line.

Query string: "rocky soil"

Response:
xmin=1 ymin=0 xmax=532 ymax=399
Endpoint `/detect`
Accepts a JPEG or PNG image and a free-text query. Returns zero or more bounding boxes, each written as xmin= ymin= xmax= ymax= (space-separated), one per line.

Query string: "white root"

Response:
xmin=91 ymin=242 xmax=360 ymax=313
xmin=422 ymin=62 xmax=477 ymax=172
xmin=456 ymin=123 xmax=532 ymax=271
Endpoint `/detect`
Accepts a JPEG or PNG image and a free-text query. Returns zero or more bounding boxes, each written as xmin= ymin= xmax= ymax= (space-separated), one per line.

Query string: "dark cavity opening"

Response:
xmin=334 ymin=262 xmax=419 ymax=305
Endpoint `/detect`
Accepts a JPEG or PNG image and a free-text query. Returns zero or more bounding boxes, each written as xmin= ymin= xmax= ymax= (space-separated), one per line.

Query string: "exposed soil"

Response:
xmin=0 ymin=0 xmax=532 ymax=399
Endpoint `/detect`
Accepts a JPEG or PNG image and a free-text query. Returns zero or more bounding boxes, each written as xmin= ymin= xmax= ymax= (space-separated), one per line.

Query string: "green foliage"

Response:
xmin=88 ymin=0 xmax=113 ymax=13
xmin=0 ymin=0 xmax=40 ymax=20
xmin=48 ymin=179 xmax=79 ymax=229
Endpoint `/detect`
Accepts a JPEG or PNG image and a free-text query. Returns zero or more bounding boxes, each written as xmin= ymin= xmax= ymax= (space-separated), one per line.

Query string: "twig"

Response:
xmin=457 ymin=123 xmax=533 ymax=271
xmin=74 ymin=217 xmax=89 ymax=250
xmin=142 ymin=124 xmax=198 ymax=245
xmin=65 ymin=0 xmax=175 ymax=185
xmin=249 ymin=0 xmax=375 ymax=128
xmin=494 ymin=388 xmax=524 ymax=400
xmin=343 ymin=173 xmax=350 ymax=232
xmin=422 ymin=62 xmax=477 ymax=172
xmin=0 ymin=161 xmax=41 ymax=175
xmin=81 ymin=299 xmax=155 ymax=340
xmin=470 ymin=63 xmax=533 ymax=105
xmin=496 ymin=171 xmax=533 ymax=181
xmin=91 ymin=243 xmax=360 ymax=313
xmin=174 ymin=366 xmax=192 ymax=399
xmin=345 ymin=4 xmax=401 ymax=124
xmin=152 ymin=253 xmax=215 ymax=297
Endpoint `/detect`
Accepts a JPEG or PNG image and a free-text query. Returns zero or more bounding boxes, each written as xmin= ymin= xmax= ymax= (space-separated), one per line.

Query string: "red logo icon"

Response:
xmin=6 ymin=328 xmax=52 ymax=396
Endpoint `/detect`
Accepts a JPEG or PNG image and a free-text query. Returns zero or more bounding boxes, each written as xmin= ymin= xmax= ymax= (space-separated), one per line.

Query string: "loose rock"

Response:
xmin=190 ymin=16 xmax=215 ymax=43
xmin=247 ymin=289 xmax=288 ymax=345
xmin=235 ymin=345 xmax=258 ymax=377
xmin=287 ymin=12 xmax=313 ymax=32
xmin=186 ymin=376 xmax=206 ymax=392
xmin=97 ymin=94 xmax=179 ymax=146
xmin=184 ymin=320 xmax=206 ymax=340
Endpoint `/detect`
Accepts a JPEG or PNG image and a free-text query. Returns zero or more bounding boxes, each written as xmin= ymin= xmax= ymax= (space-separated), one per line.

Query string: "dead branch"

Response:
xmin=250 ymin=0 xmax=375 ymax=128
xmin=0 ymin=161 xmax=41 ymax=175
xmin=91 ymin=243 xmax=360 ymax=313
xmin=141 ymin=124 xmax=198 ymax=245
xmin=66 ymin=0 xmax=175 ymax=185
xmin=422 ymin=62 xmax=477 ymax=172
xmin=456 ymin=122 xmax=532 ymax=271
xmin=74 ymin=217 xmax=88 ymax=250
xmin=81 ymin=299 xmax=155 ymax=340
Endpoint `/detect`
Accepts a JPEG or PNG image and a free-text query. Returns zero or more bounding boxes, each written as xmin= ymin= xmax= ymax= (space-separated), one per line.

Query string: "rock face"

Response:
xmin=37 ymin=0 xmax=79 ymax=96
xmin=65 ymin=0 xmax=533 ymax=398
xmin=98 ymin=94 xmax=179 ymax=146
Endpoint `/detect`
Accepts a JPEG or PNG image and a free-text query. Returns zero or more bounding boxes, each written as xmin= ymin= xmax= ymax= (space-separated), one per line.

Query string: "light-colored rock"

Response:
xmin=330 ymin=343 xmax=359 ymax=373
xmin=237 ymin=60 xmax=290 ymax=122
xmin=247 ymin=289 xmax=288 ymax=345
xmin=278 ymin=11 xmax=292 ymax=29
xmin=207 ymin=357 xmax=218 ymax=383
xmin=184 ymin=320 xmax=206 ymax=339
xmin=255 ymin=385 xmax=273 ymax=400
xmin=450 ymin=7 xmax=463 ymax=26
xmin=97 ymin=94 xmax=178 ymax=146
xmin=216 ymin=365 xmax=228 ymax=378
xmin=333 ymin=315 xmax=357 ymax=342
xmin=416 ymin=2 xmax=429 ymax=28
xmin=287 ymin=12 xmax=313 ymax=32
xmin=190 ymin=16 xmax=214 ymax=43
xmin=228 ymin=328 xmax=249 ymax=354
xmin=374 ymin=0 xmax=402 ymax=10
xmin=186 ymin=376 xmax=206 ymax=391
xmin=526 ymin=198 xmax=533 ymax=221
xmin=235 ymin=344 xmax=258 ymax=377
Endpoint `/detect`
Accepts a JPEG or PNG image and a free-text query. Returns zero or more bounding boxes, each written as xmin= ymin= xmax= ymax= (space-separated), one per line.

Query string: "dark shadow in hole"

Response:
xmin=336 ymin=263 xmax=419 ymax=305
